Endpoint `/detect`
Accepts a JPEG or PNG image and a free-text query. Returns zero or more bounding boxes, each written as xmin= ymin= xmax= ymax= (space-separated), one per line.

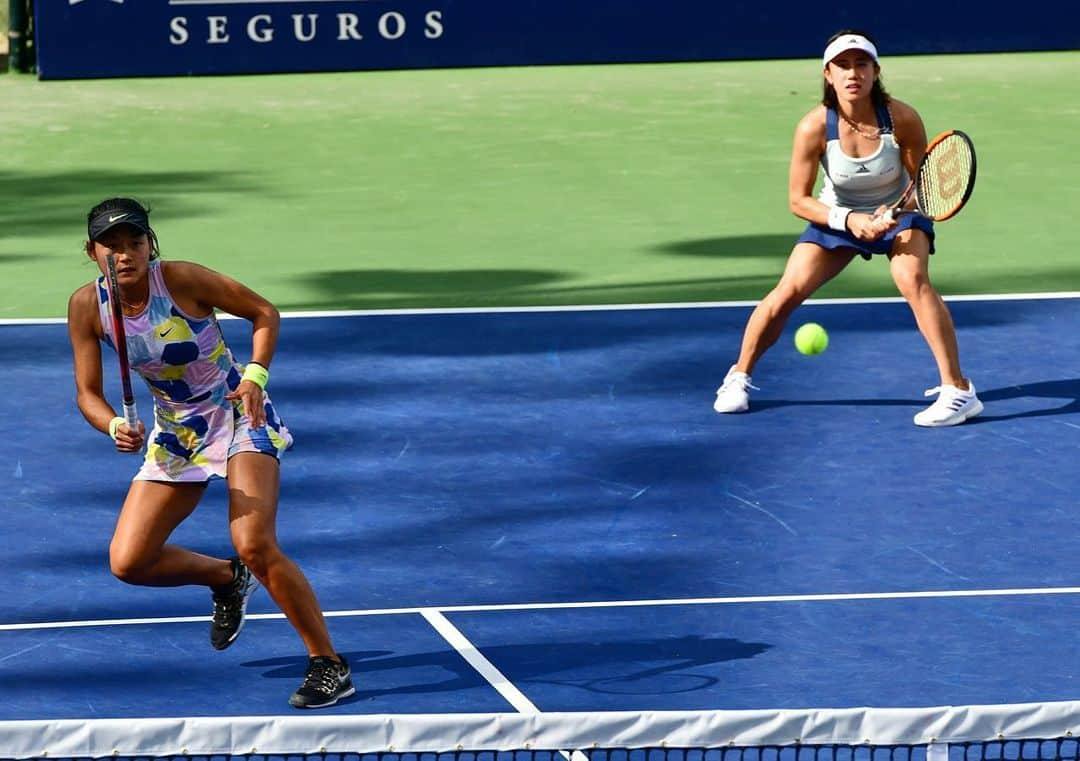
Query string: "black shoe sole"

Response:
xmin=289 ymin=685 xmax=356 ymax=709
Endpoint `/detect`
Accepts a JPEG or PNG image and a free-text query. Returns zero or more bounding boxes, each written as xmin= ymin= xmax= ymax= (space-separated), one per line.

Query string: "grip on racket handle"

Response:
xmin=123 ymin=401 xmax=139 ymax=430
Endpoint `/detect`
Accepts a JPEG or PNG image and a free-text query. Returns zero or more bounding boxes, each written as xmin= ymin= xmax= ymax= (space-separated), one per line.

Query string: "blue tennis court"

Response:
xmin=1 ymin=297 xmax=1079 ymax=745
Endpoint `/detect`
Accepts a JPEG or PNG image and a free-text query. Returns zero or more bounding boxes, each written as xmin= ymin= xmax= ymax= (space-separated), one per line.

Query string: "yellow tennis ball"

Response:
xmin=794 ymin=322 xmax=829 ymax=355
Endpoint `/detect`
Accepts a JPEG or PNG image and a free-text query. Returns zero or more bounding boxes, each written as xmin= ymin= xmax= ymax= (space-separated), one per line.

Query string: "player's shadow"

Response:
xmin=241 ymin=635 xmax=770 ymax=702
xmin=748 ymin=397 xmax=914 ymax=411
xmin=965 ymin=378 xmax=1080 ymax=422
xmin=749 ymin=378 xmax=1080 ymax=420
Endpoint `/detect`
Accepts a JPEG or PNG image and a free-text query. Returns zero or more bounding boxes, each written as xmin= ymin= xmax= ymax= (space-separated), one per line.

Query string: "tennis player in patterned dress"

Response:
xmin=713 ymin=29 xmax=983 ymax=427
xmin=67 ymin=197 xmax=354 ymax=708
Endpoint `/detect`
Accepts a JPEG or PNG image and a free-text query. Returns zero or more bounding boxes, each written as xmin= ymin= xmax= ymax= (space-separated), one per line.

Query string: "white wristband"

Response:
xmin=108 ymin=416 xmax=125 ymax=441
xmin=827 ymin=206 xmax=852 ymax=232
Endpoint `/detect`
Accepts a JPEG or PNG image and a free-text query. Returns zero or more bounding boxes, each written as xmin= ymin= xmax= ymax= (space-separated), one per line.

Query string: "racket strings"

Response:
xmin=917 ymin=135 xmax=975 ymax=218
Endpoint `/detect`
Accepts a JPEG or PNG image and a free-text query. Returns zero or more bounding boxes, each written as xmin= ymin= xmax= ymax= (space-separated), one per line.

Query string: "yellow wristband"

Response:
xmin=242 ymin=363 xmax=269 ymax=390
xmin=108 ymin=416 xmax=125 ymax=441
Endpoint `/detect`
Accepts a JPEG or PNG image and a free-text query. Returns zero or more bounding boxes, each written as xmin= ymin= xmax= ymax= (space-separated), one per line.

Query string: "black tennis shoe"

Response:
xmin=289 ymin=654 xmax=355 ymax=709
xmin=210 ymin=557 xmax=258 ymax=651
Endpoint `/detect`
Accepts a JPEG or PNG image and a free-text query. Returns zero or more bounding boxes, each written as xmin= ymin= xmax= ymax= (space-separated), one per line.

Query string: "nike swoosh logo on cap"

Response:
xmin=108 ymin=213 xmax=129 ymax=223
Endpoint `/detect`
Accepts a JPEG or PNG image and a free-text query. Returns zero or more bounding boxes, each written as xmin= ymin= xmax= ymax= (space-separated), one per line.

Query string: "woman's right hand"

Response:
xmin=114 ymin=420 xmax=146 ymax=453
xmin=846 ymin=210 xmax=895 ymax=241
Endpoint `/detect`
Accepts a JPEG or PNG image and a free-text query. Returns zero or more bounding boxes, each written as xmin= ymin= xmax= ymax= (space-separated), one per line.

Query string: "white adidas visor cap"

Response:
xmin=822 ymin=34 xmax=879 ymax=67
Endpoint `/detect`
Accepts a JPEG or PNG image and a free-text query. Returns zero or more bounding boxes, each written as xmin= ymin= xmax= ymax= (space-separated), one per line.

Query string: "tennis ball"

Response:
xmin=794 ymin=322 xmax=829 ymax=355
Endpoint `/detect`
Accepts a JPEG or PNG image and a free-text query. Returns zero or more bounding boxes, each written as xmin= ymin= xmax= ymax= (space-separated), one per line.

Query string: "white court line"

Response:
xmin=272 ymin=291 xmax=1080 ymax=319
xmin=421 ymin=610 xmax=540 ymax=713
xmin=5 ymin=585 xmax=1080 ymax=632
xmin=3 ymin=291 xmax=1080 ymax=326
xmin=420 ymin=611 xmax=588 ymax=761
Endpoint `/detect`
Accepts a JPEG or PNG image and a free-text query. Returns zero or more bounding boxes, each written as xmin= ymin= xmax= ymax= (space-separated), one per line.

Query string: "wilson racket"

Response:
xmin=105 ymin=253 xmax=140 ymax=431
xmin=883 ymin=129 xmax=977 ymax=222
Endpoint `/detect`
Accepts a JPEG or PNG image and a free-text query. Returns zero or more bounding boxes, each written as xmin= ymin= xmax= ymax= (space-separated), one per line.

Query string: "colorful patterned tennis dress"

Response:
xmin=97 ymin=259 xmax=293 ymax=482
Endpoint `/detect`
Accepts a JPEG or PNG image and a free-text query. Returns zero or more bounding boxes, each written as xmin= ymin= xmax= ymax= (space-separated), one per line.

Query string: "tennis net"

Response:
xmin=2 ymin=704 xmax=1078 ymax=761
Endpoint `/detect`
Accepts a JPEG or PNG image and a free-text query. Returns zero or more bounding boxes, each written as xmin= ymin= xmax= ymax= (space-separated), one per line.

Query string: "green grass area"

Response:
xmin=1 ymin=51 xmax=1078 ymax=318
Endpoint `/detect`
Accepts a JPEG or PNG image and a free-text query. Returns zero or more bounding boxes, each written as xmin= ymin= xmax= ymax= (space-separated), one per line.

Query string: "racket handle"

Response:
xmin=123 ymin=401 xmax=139 ymax=430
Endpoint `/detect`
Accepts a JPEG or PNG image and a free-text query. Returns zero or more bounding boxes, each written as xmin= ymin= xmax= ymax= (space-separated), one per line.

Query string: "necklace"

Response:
xmin=838 ymin=100 xmax=895 ymax=140
xmin=839 ymin=110 xmax=883 ymax=139
xmin=118 ymin=289 xmax=149 ymax=314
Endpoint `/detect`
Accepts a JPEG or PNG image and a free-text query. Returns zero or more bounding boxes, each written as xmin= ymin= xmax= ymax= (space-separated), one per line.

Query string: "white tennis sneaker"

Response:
xmin=913 ymin=381 xmax=983 ymax=427
xmin=714 ymin=365 xmax=758 ymax=413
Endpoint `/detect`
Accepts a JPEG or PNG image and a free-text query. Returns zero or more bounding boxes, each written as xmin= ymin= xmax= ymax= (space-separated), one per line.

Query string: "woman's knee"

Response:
xmin=891 ymin=264 xmax=932 ymax=300
xmin=766 ymin=282 xmax=810 ymax=315
xmin=109 ymin=543 xmax=153 ymax=585
xmin=232 ymin=533 xmax=282 ymax=579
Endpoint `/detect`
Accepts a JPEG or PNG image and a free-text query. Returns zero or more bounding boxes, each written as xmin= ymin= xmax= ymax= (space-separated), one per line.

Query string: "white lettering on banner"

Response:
xmin=248 ymin=14 xmax=273 ymax=43
xmin=207 ymin=15 xmax=229 ymax=43
xmin=378 ymin=11 xmax=406 ymax=40
xmin=425 ymin=11 xmax=443 ymax=39
xmin=166 ymin=10 xmax=445 ymax=47
xmin=338 ymin=13 xmax=363 ymax=40
xmin=293 ymin=14 xmax=318 ymax=43
xmin=169 ymin=16 xmax=189 ymax=45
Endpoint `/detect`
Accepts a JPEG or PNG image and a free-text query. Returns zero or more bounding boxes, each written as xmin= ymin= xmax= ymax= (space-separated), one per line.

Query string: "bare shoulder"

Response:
xmin=67 ymin=282 xmax=102 ymax=338
xmin=160 ymin=259 xmax=226 ymax=292
xmin=792 ymin=105 xmax=827 ymax=159
xmin=795 ymin=104 xmax=827 ymax=138
xmin=160 ymin=260 xmax=226 ymax=316
xmin=887 ymin=98 xmax=924 ymax=130
xmin=67 ymin=281 xmax=99 ymax=318
xmin=161 ymin=259 xmax=217 ymax=281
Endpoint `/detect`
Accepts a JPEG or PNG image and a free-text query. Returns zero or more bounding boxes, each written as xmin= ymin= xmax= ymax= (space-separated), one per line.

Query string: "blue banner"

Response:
xmin=35 ymin=1 xmax=1080 ymax=80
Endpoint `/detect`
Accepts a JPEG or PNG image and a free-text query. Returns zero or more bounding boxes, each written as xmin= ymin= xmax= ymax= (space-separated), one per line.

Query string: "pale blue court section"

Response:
xmin=0 ymin=297 xmax=1078 ymax=719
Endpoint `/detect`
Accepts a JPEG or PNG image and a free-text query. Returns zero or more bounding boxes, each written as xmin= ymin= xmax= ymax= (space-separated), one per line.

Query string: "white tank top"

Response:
xmin=819 ymin=105 xmax=908 ymax=212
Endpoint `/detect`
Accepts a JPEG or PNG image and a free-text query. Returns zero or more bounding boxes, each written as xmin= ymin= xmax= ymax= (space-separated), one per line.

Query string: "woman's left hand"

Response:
xmin=226 ymin=380 xmax=267 ymax=429
xmin=847 ymin=208 xmax=896 ymax=241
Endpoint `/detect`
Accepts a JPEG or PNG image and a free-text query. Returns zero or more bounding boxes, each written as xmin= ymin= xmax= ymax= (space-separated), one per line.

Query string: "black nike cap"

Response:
xmin=88 ymin=198 xmax=152 ymax=241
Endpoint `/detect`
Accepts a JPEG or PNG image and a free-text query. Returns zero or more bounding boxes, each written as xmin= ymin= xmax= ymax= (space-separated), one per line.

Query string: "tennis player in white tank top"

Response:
xmin=713 ymin=29 xmax=983 ymax=427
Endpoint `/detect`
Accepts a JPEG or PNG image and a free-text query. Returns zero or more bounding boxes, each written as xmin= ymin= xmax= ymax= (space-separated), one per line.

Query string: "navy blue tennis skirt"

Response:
xmin=797 ymin=214 xmax=935 ymax=260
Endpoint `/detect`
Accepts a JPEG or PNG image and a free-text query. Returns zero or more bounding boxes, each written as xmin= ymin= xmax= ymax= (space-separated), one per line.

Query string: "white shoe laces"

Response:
xmin=720 ymin=373 xmax=759 ymax=394
xmin=920 ymin=385 xmax=975 ymax=416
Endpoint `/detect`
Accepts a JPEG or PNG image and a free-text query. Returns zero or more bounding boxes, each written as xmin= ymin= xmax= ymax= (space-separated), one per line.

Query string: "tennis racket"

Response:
xmin=882 ymin=129 xmax=977 ymax=222
xmin=104 ymin=254 xmax=140 ymax=431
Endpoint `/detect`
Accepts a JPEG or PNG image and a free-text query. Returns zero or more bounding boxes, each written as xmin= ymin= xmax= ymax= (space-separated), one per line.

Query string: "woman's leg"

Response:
xmin=734 ymin=243 xmax=856 ymax=373
xmin=226 ymin=452 xmax=336 ymax=658
xmin=109 ymin=480 xmax=233 ymax=588
xmin=888 ymin=230 xmax=966 ymax=387
xmin=890 ymin=229 xmax=982 ymax=426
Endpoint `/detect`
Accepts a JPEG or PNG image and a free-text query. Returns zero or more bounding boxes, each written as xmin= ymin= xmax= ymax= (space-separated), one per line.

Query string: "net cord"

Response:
xmin=1 ymin=703 xmax=1078 ymax=760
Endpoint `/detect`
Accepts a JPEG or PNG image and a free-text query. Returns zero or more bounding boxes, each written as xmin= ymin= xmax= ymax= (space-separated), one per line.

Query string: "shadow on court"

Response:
xmin=272 ymin=234 xmax=797 ymax=311
xmin=0 ymin=169 xmax=266 ymax=240
xmin=654 ymin=235 xmax=794 ymax=260
xmin=967 ymin=378 xmax=1080 ymax=422
xmin=273 ymin=267 xmax=789 ymax=312
xmin=241 ymin=636 xmax=771 ymax=701
xmin=745 ymin=398 xmax=915 ymax=412
xmin=269 ymin=253 xmax=1080 ymax=312
xmin=728 ymin=379 xmax=1080 ymax=420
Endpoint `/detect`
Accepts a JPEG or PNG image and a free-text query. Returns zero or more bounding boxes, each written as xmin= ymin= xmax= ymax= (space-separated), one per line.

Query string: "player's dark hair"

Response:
xmin=86 ymin=197 xmax=161 ymax=259
xmin=821 ymin=29 xmax=891 ymax=110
